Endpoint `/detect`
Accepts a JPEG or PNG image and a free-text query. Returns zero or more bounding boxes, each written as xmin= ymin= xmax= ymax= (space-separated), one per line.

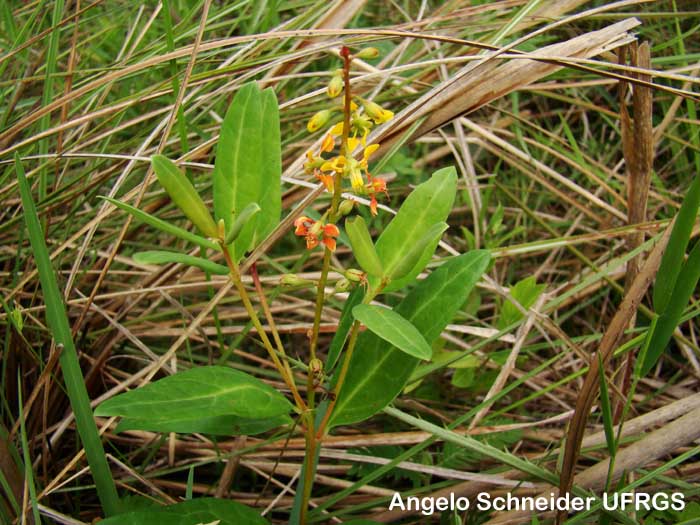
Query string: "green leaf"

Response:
xmin=151 ymin=154 xmax=218 ymax=238
xmin=345 ymin=216 xmax=383 ymax=277
xmin=101 ymin=196 xmax=219 ymax=251
xmin=116 ymin=413 xmax=291 ymax=436
xmin=95 ymin=366 xmax=293 ymax=421
xmin=653 ymin=175 xmax=700 ymax=312
xmin=352 ymin=304 xmax=432 ymax=360
xmin=15 ymin=154 xmax=121 ymax=516
xmin=451 ymin=367 xmax=475 ymax=388
xmin=641 ymin=239 xmax=700 ymax=376
xmin=497 ymin=275 xmax=546 ymax=330
xmin=133 ymin=251 xmax=228 ymax=275
xmin=98 ymin=498 xmax=268 ymax=525
xmin=387 ymin=221 xmax=448 ymax=280
xmin=597 ymin=354 xmax=616 ymax=458
xmin=213 ymin=82 xmax=281 ymax=261
xmin=330 ymin=250 xmax=491 ymax=427
xmin=372 ymin=167 xmax=457 ymax=292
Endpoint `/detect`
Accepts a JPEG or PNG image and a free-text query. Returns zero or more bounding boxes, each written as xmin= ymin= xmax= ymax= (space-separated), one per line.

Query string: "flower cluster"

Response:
xmin=297 ymin=46 xmax=394 ymax=255
xmin=294 ymin=216 xmax=340 ymax=251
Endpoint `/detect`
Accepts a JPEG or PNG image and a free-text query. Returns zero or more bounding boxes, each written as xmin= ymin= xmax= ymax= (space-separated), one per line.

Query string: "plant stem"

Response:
xmin=221 ymin=244 xmax=306 ymax=411
xmin=299 ymin=421 xmax=317 ymax=525
xmin=250 ymin=263 xmax=298 ymax=384
xmin=300 ymin=46 xmax=354 ymax=524
xmin=315 ymin=320 xmax=360 ymax=438
xmin=307 ymin=48 xmax=353 ymax=364
xmin=316 ymin=280 xmax=385 ymax=438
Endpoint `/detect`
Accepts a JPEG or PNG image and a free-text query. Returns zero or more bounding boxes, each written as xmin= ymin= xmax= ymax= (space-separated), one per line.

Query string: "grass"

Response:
xmin=1 ymin=1 xmax=700 ymax=524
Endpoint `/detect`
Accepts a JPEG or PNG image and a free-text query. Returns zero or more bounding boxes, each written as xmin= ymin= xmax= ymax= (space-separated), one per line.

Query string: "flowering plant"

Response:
xmin=94 ymin=46 xmax=490 ymax=524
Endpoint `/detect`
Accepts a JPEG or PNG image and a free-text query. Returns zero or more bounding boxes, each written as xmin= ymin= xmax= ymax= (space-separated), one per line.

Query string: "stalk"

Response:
xmin=221 ymin=244 xmax=306 ymax=411
xmin=299 ymin=45 xmax=353 ymax=525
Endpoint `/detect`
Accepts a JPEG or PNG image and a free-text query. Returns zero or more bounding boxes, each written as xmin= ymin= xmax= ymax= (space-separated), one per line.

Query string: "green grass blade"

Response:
xmin=652 ymin=174 xmax=700 ymax=312
xmin=597 ymin=354 xmax=615 ymax=458
xmin=15 ymin=154 xmax=121 ymax=517
xmin=642 ymin=238 xmax=700 ymax=375
xmin=17 ymin=378 xmax=42 ymax=525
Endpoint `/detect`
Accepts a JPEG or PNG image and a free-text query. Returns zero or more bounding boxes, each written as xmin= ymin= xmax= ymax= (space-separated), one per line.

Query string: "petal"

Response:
xmin=321 ymin=133 xmax=335 ymax=153
xmin=350 ymin=170 xmax=365 ymax=192
xmin=370 ymin=196 xmax=378 ymax=216
xmin=306 ymin=235 xmax=319 ymax=249
xmin=330 ymin=122 xmax=344 ymax=136
xmin=364 ymin=143 xmax=380 ymax=159
xmin=322 ymin=237 xmax=337 ymax=252
xmin=323 ymin=223 xmax=340 ymax=237
xmin=348 ymin=137 xmax=360 ymax=154
xmin=294 ymin=216 xmax=311 ymax=227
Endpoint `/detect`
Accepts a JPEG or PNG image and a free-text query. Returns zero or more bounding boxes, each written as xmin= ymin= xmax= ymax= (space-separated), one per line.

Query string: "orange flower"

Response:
xmin=293 ymin=216 xmax=340 ymax=252
xmin=321 ymin=223 xmax=340 ymax=251
xmin=315 ymin=169 xmax=334 ymax=193
xmin=366 ymin=175 xmax=388 ymax=216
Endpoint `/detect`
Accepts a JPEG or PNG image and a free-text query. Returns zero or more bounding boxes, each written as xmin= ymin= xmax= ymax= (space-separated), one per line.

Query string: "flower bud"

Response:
xmin=280 ymin=273 xmax=315 ymax=288
xmin=335 ymin=278 xmax=352 ymax=292
xmin=327 ymin=70 xmax=343 ymax=98
xmin=355 ymin=47 xmax=379 ymax=60
xmin=338 ymin=199 xmax=355 ymax=217
xmin=345 ymin=268 xmax=365 ymax=282
xmin=307 ymin=109 xmax=331 ymax=132
xmin=362 ymin=100 xmax=394 ymax=124
xmin=309 ymin=358 xmax=323 ymax=376
xmin=9 ymin=306 xmax=22 ymax=331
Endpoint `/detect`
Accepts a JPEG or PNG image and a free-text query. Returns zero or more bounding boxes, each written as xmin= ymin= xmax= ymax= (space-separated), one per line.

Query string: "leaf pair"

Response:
xmin=346 ymin=216 xmax=448 ymax=283
xmin=345 ymin=167 xmax=456 ymax=289
xmin=108 ymin=82 xmax=281 ymax=273
xmin=329 ymin=250 xmax=491 ymax=428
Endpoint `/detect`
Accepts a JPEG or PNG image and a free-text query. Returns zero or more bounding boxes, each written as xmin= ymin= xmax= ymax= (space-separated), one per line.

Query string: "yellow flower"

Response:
xmin=304 ymin=150 xmax=324 ymax=174
xmin=344 ymin=157 xmax=365 ymax=192
xmin=363 ymin=143 xmax=379 ymax=162
xmin=321 ymin=155 xmax=346 ymax=176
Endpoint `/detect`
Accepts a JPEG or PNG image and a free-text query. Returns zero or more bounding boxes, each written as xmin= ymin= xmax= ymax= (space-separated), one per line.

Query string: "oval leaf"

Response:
xmin=214 ymin=83 xmax=281 ymax=261
xmin=133 ymin=251 xmax=228 ymax=275
xmin=352 ymin=304 xmax=432 ymax=360
xmin=330 ymin=250 xmax=491 ymax=428
xmin=387 ymin=221 xmax=448 ymax=280
xmin=345 ymin=216 xmax=383 ymax=277
xmin=372 ymin=167 xmax=457 ymax=292
xmin=115 ymin=413 xmax=292 ymax=436
xmin=98 ymin=498 xmax=268 ymax=525
xmin=152 ymin=154 xmax=218 ymax=238
xmin=95 ymin=366 xmax=292 ymax=421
